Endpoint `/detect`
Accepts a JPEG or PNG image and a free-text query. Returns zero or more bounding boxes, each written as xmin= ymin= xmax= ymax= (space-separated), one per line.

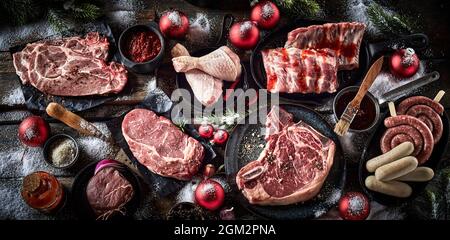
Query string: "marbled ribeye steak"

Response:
xmin=236 ymin=106 xmax=336 ymax=205
xmin=122 ymin=109 xmax=205 ymax=181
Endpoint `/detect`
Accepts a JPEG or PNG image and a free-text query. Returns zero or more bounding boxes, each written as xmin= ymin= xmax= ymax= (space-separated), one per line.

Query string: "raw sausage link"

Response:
xmin=381 ymin=115 xmax=434 ymax=164
xmin=406 ymin=105 xmax=443 ymax=143
xmin=397 ymin=96 xmax=444 ymax=115
xmin=380 ymin=125 xmax=423 ymax=156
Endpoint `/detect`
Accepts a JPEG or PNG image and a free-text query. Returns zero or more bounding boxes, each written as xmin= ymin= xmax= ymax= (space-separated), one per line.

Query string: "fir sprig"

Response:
xmin=70 ymin=3 xmax=102 ymax=21
xmin=273 ymin=0 xmax=321 ymax=18
xmin=0 ymin=0 xmax=104 ymax=32
xmin=367 ymin=3 xmax=413 ymax=36
xmin=47 ymin=8 xmax=71 ymax=33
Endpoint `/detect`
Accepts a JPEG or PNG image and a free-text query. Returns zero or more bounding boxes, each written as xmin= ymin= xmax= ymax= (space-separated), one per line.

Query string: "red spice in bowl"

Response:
xmin=122 ymin=30 xmax=161 ymax=63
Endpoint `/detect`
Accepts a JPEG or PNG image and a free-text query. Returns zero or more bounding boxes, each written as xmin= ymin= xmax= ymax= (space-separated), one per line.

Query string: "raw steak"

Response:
xmin=122 ymin=109 xmax=205 ymax=180
xmin=86 ymin=167 xmax=134 ymax=220
xmin=261 ymin=48 xmax=338 ymax=94
xmin=236 ymin=106 xmax=336 ymax=205
xmin=285 ymin=22 xmax=366 ymax=70
xmin=13 ymin=32 xmax=128 ymax=96
xmin=171 ymin=44 xmax=223 ymax=107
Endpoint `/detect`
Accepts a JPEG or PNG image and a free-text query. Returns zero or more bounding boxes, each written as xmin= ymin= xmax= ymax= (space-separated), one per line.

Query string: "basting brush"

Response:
xmin=334 ymin=56 xmax=384 ymax=136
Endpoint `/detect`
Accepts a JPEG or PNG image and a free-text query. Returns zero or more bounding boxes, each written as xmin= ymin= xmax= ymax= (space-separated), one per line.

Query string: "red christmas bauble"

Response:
xmin=339 ymin=192 xmax=370 ymax=220
xmin=250 ymin=1 xmax=280 ymax=29
xmin=389 ymin=48 xmax=420 ymax=78
xmin=195 ymin=179 xmax=225 ymax=211
xmin=18 ymin=116 xmax=50 ymax=147
xmin=212 ymin=129 xmax=229 ymax=145
xmin=203 ymin=164 xmax=216 ymax=178
xmin=198 ymin=124 xmax=214 ymax=139
xmin=159 ymin=10 xmax=189 ymax=39
xmin=229 ymin=21 xmax=260 ymax=50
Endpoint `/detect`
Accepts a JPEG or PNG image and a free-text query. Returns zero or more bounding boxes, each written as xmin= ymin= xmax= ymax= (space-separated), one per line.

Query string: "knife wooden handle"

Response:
xmin=46 ymin=102 xmax=106 ymax=140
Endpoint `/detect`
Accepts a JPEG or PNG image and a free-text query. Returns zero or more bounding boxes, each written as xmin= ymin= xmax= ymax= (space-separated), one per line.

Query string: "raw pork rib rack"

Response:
xmin=262 ymin=22 xmax=366 ymax=94
xmin=285 ymin=22 xmax=366 ymax=70
xmin=262 ymin=48 xmax=338 ymax=94
xmin=236 ymin=106 xmax=336 ymax=205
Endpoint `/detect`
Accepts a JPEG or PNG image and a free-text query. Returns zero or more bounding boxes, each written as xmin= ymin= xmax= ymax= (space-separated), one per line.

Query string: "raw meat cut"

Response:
xmin=13 ymin=32 xmax=128 ymax=96
xmin=171 ymin=44 xmax=223 ymax=107
xmin=236 ymin=106 xmax=336 ymax=205
xmin=285 ymin=22 xmax=366 ymax=70
xmin=86 ymin=167 xmax=134 ymax=220
xmin=122 ymin=109 xmax=205 ymax=180
xmin=172 ymin=46 xmax=241 ymax=81
xmin=261 ymin=48 xmax=338 ymax=94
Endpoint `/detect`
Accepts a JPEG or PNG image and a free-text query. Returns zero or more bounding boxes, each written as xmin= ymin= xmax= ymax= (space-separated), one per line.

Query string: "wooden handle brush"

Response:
xmin=334 ymin=56 xmax=384 ymax=136
xmin=46 ymin=102 xmax=109 ymax=142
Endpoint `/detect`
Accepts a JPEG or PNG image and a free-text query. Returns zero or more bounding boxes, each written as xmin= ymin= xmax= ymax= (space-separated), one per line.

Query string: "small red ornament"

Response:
xmin=198 ymin=124 xmax=214 ymax=139
xmin=212 ymin=129 xmax=229 ymax=145
xmin=338 ymin=191 xmax=370 ymax=220
xmin=229 ymin=21 xmax=260 ymax=50
xmin=389 ymin=48 xmax=420 ymax=78
xmin=18 ymin=116 xmax=50 ymax=147
xmin=203 ymin=164 xmax=216 ymax=178
xmin=251 ymin=1 xmax=280 ymax=30
xmin=159 ymin=10 xmax=189 ymax=39
xmin=195 ymin=179 xmax=225 ymax=211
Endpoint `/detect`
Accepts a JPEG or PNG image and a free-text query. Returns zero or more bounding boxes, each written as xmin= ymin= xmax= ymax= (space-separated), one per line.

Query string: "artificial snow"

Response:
xmin=0 ymin=86 xmax=25 ymax=106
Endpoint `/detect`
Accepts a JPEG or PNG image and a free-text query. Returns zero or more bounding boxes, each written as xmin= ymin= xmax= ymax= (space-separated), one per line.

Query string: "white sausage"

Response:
xmin=365 ymin=176 xmax=412 ymax=198
xmin=375 ymin=156 xmax=418 ymax=181
xmin=366 ymin=142 xmax=414 ymax=172
xmin=395 ymin=167 xmax=434 ymax=182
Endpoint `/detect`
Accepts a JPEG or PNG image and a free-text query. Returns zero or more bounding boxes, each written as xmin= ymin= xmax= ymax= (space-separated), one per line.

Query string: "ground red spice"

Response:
xmin=123 ymin=30 xmax=161 ymax=63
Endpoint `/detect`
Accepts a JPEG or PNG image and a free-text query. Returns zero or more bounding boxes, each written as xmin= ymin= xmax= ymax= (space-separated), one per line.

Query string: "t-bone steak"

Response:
xmin=261 ymin=48 xmax=338 ymax=94
xmin=122 ymin=109 xmax=205 ymax=180
xmin=284 ymin=22 xmax=366 ymax=70
xmin=12 ymin=32 xmax=128 ymax=96
xmin=236 ymin=106 xmax=336 ymax=205
xmin=86 ymin=167 xmax=134 ymax=220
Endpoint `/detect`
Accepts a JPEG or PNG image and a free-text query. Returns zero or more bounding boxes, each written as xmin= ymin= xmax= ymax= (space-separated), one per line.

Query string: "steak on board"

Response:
xmin=236 ymin=106 xmax=336 ymax=205
xmin=12 ymin=32 xmax=128 ymax=96
xmin=122 ymin=109 xmax=205 ymax=181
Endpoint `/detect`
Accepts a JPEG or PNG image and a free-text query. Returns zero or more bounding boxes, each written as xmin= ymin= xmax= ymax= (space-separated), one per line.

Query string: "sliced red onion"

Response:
xmin=94 ymin=159 xmax=122 ymax=175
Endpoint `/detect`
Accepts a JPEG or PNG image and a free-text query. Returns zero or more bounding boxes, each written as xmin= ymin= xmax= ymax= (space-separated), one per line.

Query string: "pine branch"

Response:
xmin=274 ymin=0 xmax=321 ymax=18
xmin=0 ymin=0 xmax=42 ymax=26
xmin=70 ymin=2 xmax=102 ymax=22
xmin=367 ymin=3 xmax=413 ymax=36
xmin=47 ymin=8 xmax=71 ymax=33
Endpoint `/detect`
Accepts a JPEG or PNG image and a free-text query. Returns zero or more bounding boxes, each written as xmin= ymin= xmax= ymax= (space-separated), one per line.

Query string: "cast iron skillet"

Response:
xmin=224 ymin=104 xmax=346 ymax=219
xmin=358 ymin=98 xmax=449 ymax=206
xmin=71 ymin=161 xmax=142 ymax=220
xmin=175 ymin=15 xmax=250 ymax=112
xmin=250 ymin=19 xmax=429 ymax=106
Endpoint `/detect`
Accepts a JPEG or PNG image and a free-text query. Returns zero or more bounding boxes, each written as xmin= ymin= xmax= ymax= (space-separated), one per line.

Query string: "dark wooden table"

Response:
xmin=0 ymin=0 xmax=449 ymax=220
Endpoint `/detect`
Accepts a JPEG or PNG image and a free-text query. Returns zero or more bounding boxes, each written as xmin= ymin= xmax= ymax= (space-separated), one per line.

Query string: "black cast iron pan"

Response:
xmin=175 ymin=15 xmax=252 ymax=113
xmin=224 ymin=104 xmax=346 ymax=219
xmin=250 ymin=19 xmax=429 ymax=106
xmin=358 ymin=98 xmax=449 ymax=206
xmin=71 ymin=161 xmax=142 ymax=220
xmin=9 ymin=22 xmax=132 ymax=112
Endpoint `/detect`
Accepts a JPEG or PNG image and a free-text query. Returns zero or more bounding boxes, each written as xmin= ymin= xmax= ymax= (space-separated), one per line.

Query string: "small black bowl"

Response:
xmin=43 ymin=134 xmax=79 ymax=169
xmin=118 ymin=22 xmax=165 ymax=73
